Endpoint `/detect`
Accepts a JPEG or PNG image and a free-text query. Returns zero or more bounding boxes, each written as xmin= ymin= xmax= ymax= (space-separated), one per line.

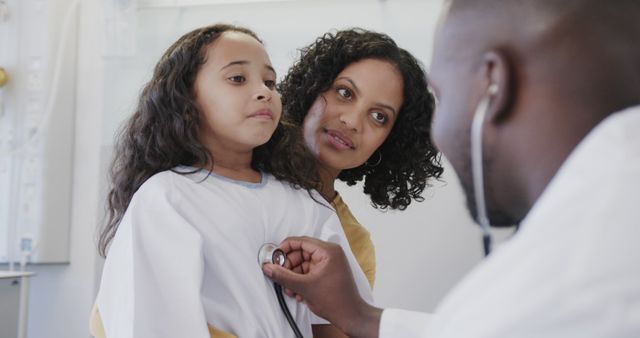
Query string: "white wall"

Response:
xmin=24 ymin=0 xmax=106 ymax=337
xmin=21 ymin=1 xmax=515 ymax=337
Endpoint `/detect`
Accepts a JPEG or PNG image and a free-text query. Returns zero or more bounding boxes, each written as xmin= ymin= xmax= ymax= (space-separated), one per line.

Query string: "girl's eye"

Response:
xmin=337 ymin=87 xmax=353 ymax=100
xmin=228 ymin=75 xmax=245 ymax=83
xmin=264 ymin=80 xmax=276 ymax=89
xmin=371 ymin=111 xmax=388 ymax=124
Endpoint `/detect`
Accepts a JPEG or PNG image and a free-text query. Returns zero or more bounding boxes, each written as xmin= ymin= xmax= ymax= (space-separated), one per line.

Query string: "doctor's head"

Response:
xmin=429 ymin=0 xmax=640 ymax=227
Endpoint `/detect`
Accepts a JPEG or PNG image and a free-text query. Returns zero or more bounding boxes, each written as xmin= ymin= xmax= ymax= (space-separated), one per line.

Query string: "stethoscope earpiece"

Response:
xmin=488 ymin=83 xmax=499 ymax=96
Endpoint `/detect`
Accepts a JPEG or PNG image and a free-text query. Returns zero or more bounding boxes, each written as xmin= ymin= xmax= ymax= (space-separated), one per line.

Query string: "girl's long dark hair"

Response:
xmin=278 ymin=28 xmax=443 ymax=210
xmin=99 ymin=24 xmax=319 ymax=256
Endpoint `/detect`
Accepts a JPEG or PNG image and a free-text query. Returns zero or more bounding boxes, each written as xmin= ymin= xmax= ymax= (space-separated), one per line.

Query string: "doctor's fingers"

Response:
xmin=284 ymin=250 xmax=308 ymax=271
xmin=279 ymin=237 xmax=340 ymax=264
xmin=283 ymin=286 xmax=305 ymax=302
xmin=282 ymin=286 xmax=305 ymax=303
xmin=279 ymin=236 xmax=328 ymax=254
xmin=263 ymin=264 xmax=313 ymax=296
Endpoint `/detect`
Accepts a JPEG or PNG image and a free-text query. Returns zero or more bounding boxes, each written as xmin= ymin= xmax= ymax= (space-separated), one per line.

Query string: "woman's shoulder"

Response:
xmin=331 ymin=193 xmax=371 ymax=237
xmin=331 ymin=194 xmax=356 ymax=220
xmin=331 ymin=192 xmax=377 ymax=288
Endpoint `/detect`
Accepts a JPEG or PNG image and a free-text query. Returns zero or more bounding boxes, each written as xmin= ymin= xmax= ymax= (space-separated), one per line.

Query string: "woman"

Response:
xmin=278 ymin=28 xmax=443 ymax=337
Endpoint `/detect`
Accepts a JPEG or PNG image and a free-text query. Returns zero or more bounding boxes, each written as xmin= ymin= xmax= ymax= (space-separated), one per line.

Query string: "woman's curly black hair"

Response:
xmin=278 ymin=28 xmax=443 ymax=210
xmin=99 ymin=24 xmax=319 ymax=256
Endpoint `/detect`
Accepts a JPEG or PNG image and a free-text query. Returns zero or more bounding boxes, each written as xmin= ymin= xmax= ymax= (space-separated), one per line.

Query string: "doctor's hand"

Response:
xmin=262 ymin=236 xmax=382 ymax=338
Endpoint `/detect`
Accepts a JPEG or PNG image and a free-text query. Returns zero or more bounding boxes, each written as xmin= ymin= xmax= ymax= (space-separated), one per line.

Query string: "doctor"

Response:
xmin=263 ymin=0 xmax=640 ymax=337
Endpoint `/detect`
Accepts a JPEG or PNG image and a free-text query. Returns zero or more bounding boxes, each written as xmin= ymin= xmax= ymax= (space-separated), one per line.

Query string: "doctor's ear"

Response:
xmin=481 ymin=50 xmax=513 ymax=123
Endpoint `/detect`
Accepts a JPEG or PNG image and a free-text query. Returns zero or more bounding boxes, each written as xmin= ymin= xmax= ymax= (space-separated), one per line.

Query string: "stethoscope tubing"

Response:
xmin=274 ymin=282 xmax=304 ymax=338
xmin=259 ymin=243 xmax=305 ymax=337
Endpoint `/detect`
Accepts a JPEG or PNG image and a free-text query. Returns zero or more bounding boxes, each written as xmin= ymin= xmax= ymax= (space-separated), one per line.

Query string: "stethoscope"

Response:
xmin=471 ymin=83 xmax=499 ymax=257
xmin=258 ymin=243 xmax=304 ymax=338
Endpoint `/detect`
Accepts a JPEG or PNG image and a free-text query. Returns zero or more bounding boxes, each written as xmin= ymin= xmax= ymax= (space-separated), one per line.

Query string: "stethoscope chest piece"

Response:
xmin=258 ymin=243 xmax=286 ymax=267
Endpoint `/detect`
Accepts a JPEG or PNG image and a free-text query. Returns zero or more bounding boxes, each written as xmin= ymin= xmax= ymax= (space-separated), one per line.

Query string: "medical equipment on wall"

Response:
xmin=470 ymin=84 xmax=498 ymax=257
xmin=0 ymin=0 xmax=79 ymax=267
xmin=258 ymin=243 xmax=304 ymax=338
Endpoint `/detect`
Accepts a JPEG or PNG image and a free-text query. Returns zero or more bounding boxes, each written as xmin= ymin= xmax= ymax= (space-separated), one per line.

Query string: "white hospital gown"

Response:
xmin=96 ymin=167 xmax=373 ymax=338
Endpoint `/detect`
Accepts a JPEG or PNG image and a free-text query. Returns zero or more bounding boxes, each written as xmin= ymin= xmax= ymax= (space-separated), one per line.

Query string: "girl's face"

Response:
xmin=194 ymin=31 xmax=281 ymax=153
xmin=303 ymin=58 xmax=404 ymax=174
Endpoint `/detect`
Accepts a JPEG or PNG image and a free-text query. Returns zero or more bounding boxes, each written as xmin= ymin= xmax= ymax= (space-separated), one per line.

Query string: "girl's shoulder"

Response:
xmin=269 ymin=178 xmax=331 ymax=206
xmin=128 ymin=170 xmax=180 ymax=208
xmin=130 ymin=168 xmax=205 ymax=208
xmin=137 ymin=166 xmax=211 ymax=192
xmin=136 ymin=169 xmax=181 ymax=195
xmin=136 ymin=167 xmax=271 ymax=200
xmin=126 ymin=168 xmax=211 ymax=215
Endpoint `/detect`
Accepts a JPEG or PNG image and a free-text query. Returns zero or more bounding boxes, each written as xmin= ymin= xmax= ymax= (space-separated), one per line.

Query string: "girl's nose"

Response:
xmin=255 ymin=84 xmax=272 ymax=102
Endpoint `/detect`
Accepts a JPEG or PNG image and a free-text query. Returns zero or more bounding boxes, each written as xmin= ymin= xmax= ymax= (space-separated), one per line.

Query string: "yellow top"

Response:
xmin=330 ymin=193 xmax=376 ymax=288
xmin=89 ymin=192 xmax=376 ymax=337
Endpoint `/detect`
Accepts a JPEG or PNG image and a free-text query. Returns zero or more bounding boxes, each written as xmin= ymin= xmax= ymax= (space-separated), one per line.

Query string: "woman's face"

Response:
xmin=303 ymin=58 xmax=404 ymax=174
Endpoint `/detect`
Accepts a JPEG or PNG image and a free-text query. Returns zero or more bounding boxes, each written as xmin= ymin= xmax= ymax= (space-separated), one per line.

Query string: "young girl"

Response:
xmin=90 ymin=24 xmax=372 ymax=338
xmin=278 ymin=28 xmax=443 ymax=293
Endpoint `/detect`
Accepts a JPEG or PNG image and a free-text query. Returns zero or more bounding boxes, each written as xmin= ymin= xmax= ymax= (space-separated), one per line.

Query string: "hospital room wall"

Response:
xmin=23 ymin=1 xmax=512 ymax=337
xmin=23 ymin=0 xmax=106 ymax=337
